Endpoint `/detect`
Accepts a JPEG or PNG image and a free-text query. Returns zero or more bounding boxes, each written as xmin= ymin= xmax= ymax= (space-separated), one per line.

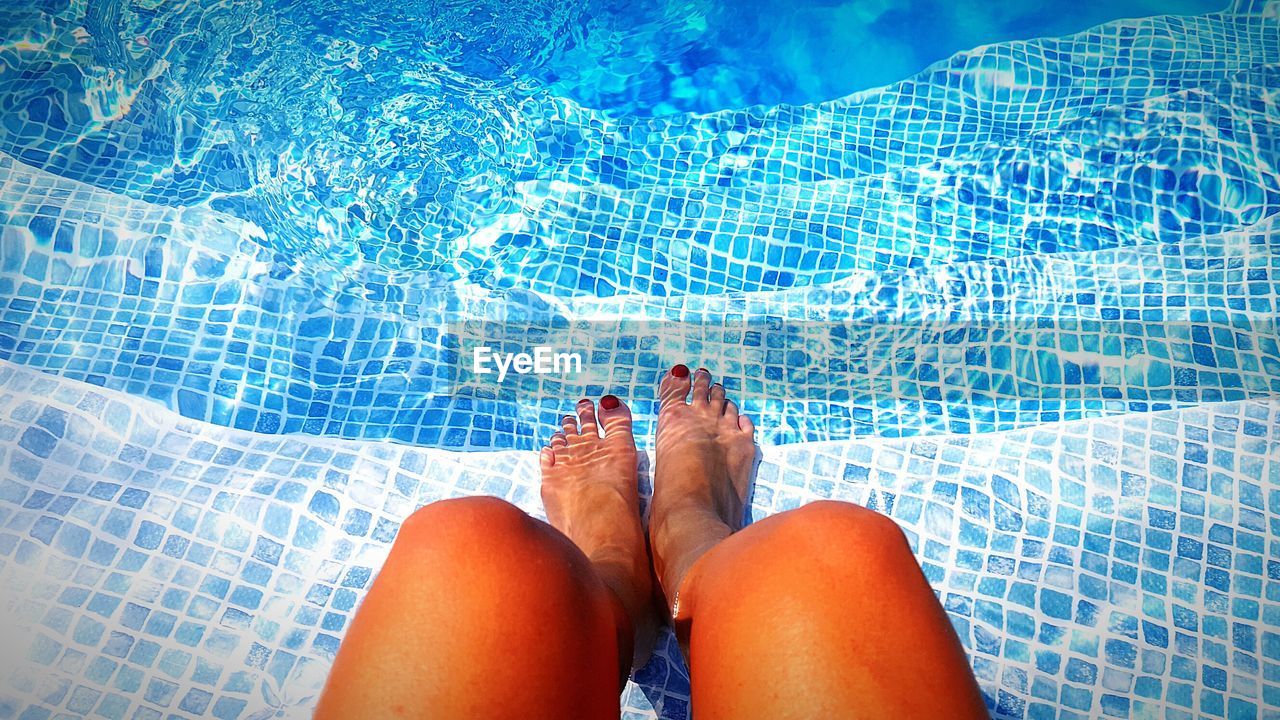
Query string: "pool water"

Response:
xmin=540 ymin=0 xmax=1230 ymax=114
xmin=0 ymin=0 xmax=1278 ymax=718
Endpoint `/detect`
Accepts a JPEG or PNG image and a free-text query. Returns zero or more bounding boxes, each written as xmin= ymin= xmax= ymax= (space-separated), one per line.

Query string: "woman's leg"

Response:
xmin=315 ymin=397 xmax=655 ymax=720
xmin=650 ymin=366 xmax=988 ymax=720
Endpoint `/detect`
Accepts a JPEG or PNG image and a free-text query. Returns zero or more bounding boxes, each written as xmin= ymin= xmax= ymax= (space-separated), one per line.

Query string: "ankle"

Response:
xmin=650 ymin=501 xmax=720 ymax=554
xmin=650 ymin=513 xmax=730 ymax=612
xmin=651 ymin=493 xmax=719 ymax=527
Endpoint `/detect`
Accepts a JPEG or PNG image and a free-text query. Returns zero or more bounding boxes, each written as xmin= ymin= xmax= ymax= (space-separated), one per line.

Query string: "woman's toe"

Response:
xmin=722 ymin=398 xmax=739 ymax=427
xmin=598 ymin=394 xmax=634 ymax=441
xmin=575 ymin=398 xmax=599 ymax=438
xmin=691 ymin=368 xmax=712 ymax=405
xmin=560 ymin=414 xmax=578 ymax=437
xmin=659 ymin=364 xmax=692 ymax=407
xmin=710 ymin=382 xmax=726 ymax=409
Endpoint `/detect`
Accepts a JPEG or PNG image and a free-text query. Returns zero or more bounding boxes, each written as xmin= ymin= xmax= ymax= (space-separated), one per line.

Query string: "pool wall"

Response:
xmin=0 ymin=0 xmax=1278 ymax=717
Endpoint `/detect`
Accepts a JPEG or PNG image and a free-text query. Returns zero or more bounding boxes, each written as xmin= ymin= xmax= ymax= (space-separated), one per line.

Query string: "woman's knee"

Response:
xmin=704 ymin=500 xmax=914 ymax=586
xmin=390 ymin=496 xmax=599 ymax=599
xmin=767 ymin=500 xmax=908 ymax=551
xmin=397 ymin=495 xmax=534 ymax=547
xmin=338 ymin=496 xmax=624 ymax=718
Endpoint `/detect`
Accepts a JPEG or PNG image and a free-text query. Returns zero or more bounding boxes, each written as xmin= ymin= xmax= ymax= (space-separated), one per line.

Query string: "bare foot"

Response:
xmin=649 ymin=366 xmax=756 ymax=618
xmin=540 ymin=395 xmax=658 ymax=673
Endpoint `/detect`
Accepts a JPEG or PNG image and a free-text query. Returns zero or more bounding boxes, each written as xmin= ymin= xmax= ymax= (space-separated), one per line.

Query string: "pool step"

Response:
xmin=475 ymin=62 xmax=1280 ymax=297
xmin=0 ymin=6 xmax=1276 ymax=276
xmin=2 ymin=149 xmax=1276 ymax=447
xmin=0 ymin=358 xmax=1274 ymax=720
xmin=525 ymin=10 xmax=1280 ymax=192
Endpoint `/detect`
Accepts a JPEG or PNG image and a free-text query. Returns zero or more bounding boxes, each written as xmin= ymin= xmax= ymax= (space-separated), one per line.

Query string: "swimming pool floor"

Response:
xmin=0 ymin=0 xmax=1279 ymax=717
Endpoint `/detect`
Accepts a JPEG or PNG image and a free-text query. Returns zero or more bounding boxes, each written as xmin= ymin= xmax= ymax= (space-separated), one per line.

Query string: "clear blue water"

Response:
xmin=0 ymin=1 xmax=1279 ymax=718
xmin=540 ymin=0 xmax=1229 ymax=114
xmin=0 ymin=0 xmax=1277 ymax=447
xmin=0 ymin=0 xmax=1240 ymax=285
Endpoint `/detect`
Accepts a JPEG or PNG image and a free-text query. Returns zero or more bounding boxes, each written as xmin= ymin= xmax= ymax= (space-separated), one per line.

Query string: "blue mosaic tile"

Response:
xmin=0 ymin=0 xmax=1277 ymax=718
xmin=0 ymin=152 xmax=1277 ymax=447
xmin=0 ymin=362 xmax=1273 ymax=718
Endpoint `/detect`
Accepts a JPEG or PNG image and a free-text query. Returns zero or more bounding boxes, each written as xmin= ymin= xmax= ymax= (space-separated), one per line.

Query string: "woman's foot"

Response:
xmin=540 ymin=396 xmax=658 ymax=672
xmin=649 ymin=366 xmax=757 ymax=617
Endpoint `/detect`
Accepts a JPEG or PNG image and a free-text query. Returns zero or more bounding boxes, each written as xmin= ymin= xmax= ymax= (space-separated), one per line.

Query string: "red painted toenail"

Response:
xmin=697 ymin=367 xmax=708 ymax=373
xmin=600 ymin=395 xmax=620 ymax=410
xmin=671 ymin=364 xmax=689 ymax=378
xmin=578 ymin=397 xmax=591 ymax=405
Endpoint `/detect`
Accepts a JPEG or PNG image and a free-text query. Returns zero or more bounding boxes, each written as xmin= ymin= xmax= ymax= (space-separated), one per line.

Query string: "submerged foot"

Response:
xmin=540 ymin=395 xmax=658 ymax=673
xmin=649 ymin=365 xmax=757 ymax=617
